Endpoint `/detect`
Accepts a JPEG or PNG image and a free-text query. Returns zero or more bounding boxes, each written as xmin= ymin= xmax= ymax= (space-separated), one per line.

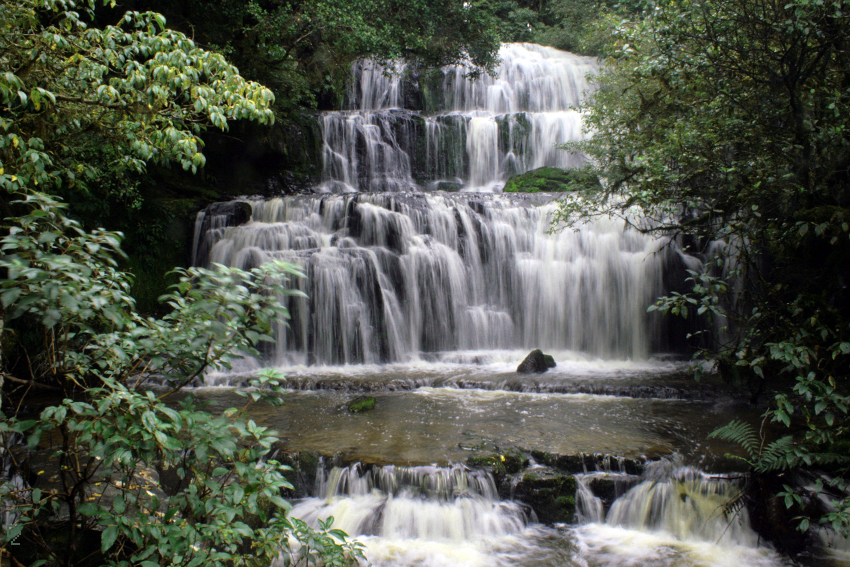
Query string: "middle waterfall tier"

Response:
xmin=196 ymin=193 xmax=682 ymax=366
xmin=319 ymin=43 xmax=597 ymax=193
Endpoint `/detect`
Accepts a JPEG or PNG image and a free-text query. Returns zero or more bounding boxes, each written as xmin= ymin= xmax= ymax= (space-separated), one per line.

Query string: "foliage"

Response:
xmin=0 ymin=1 xmax=361 ymax=564
xmin=123 ymin=0 xmax=504 ymax=115
xmin=530 ymin=0 xmax=629 ymax=55
xmin=709 ymin=420 xmax=797 ymax=473
xmin=555 ymin=0 xmax=850 ymax=533
xmin=0 ymin=193 xmax=363 ymax=566
xmin=0 ymin=0 xmax=275 ymax=232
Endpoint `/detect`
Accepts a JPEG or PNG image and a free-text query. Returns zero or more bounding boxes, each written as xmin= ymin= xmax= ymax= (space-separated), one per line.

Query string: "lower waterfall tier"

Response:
xmin=275 ymin=461 xmax=788 ymax=567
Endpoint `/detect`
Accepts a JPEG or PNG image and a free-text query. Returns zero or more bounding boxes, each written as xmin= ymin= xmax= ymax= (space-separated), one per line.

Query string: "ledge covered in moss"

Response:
xmin=503 ymin=166 xmax=601 ymax=193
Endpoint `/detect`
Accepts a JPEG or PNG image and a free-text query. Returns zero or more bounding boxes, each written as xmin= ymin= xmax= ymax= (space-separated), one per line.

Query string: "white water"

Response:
xmin=197 ymin=193 xmax=677 ymax=366
xmin=319 ymin=43 xmax=595 ymax=193
xmin=571 ymin=463 xmax=789 ymax=567
xmin=195 ymin=42 xmax=804 ymax=567
xmin=287 ymin=464 xmax=535 ymax=567
xmin=279 ymin=463 xmax=789 ymax=567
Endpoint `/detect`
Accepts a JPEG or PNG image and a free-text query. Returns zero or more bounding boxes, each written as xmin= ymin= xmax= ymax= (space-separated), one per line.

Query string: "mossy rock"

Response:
xmin=348 ymin=396 xmax=376 ymax=413
xmin=542 ymin=354 xmax=556 ymax=368
xmin=465 ymin=454 xmax=508 ymax=480
xmin=528 ymin=451 xmax=642 ymax=475
xmin=503 ymin=448 xmax=530 ymax=474
xmin=503 ymin=166 xmax=601 ymax=193
xmin=515 ymin=470 xmax=577 ymax=524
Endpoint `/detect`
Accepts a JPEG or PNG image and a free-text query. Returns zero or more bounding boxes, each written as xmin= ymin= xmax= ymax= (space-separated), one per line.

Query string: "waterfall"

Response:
xmin=318 ymin=43 xmax=596 ymax=193
xmin=278 ymin=460 xmax=788 ymax=567
xmin=572 ymin=463 xmax=786 ymax=567
xmin=285 ymin=464 xmax=533 ymax=567
xmin=191 ymin=43 xmax=688 ymax=366
xmin=198 ymin=193 xmax=676 ymax=366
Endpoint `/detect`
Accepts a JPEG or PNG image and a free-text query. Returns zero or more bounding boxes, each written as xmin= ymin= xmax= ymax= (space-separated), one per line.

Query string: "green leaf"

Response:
xmin=78 ymin=502 xmax=106 ymax=516
xmin=101 ymin=525 xmax=118 ymax=553
xmin=1 ymin=288 xmax=22 ymax=308
xmin=113 ymin=493 xmax=126 ymax=514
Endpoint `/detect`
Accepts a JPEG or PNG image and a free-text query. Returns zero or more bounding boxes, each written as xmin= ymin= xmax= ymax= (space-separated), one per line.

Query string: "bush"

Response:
xmin=0 ymin=193 xmax=363 ymax=567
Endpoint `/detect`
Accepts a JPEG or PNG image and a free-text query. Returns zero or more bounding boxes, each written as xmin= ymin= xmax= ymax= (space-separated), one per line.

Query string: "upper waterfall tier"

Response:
xmin=350 ymin=43 xmax=597 ymax=113
xmin=319 ymin=43 xmax=597 ymax=193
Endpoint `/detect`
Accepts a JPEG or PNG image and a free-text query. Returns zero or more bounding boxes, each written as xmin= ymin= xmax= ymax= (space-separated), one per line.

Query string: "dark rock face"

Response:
xmin=204 ymin=201 xmax=253 ymax=226
xmin=514 ymin=469 xmax=577 ymax=524
xmin=746 ymin=471 xmax=822 ymax=556
xmin=517 ymin=349 xmax=550 ymax=373
xmin=201 ymin=116 xmax=323 ymax=196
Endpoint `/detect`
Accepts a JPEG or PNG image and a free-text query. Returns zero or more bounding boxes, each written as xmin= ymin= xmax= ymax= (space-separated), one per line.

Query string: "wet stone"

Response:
xmin=517 ymin=349 xmax=550 ymax=373
xmin=514 ymin=468 xmax=577 ymax=524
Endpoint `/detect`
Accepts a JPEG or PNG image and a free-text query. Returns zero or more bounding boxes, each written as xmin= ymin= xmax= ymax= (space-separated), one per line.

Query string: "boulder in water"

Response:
xmin=517 ymin=349 xmax=550 ymax=373
xmin=543 ymin=354 xmax=556 ymax=368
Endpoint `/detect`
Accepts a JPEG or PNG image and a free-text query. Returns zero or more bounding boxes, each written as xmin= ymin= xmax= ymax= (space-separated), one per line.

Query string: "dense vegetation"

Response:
xmin=0 ymin=0 xmax=369 ymax=564
xmin=557 ymin=0 xmax=850 ymax=537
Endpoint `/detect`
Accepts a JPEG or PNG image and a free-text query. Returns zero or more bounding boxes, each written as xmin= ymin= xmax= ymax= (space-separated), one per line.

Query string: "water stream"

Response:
xmin=189 ymin=43 xmax=826 ymax=566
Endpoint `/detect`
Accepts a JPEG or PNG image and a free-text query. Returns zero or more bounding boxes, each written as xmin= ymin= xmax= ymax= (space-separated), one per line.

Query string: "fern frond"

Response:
xmin=755 ymin=436 xmax=795 ymax=472
xmin=709 ymin=420 xmax=759 ymax=458
xmin=807 ymin=452 xmax=850 ymax=467
xmin=720 ymin=488 xmax=748 ymax=519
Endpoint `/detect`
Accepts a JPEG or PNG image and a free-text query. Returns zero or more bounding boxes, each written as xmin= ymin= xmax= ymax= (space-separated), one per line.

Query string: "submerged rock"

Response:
xmin=348 ymin=396 xmax=376 ymax=413
xmin=517 ymin=349 xmax=551 ymax=373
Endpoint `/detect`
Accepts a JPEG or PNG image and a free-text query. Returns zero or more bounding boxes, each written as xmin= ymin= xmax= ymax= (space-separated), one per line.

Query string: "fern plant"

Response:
xmin=709 ymin=420 xmax=796 ymax=473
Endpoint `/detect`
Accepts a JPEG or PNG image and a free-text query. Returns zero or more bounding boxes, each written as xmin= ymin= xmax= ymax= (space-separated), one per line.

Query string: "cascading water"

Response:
xmin=572 ymin=463 xmax=788 ymax=567
xmin=319 ymin=43 xmax=595 ymax=193
xmin=192 ymin=42 xmax=808 ymax=567
xmin=198 ymin=193 xmax=675 ymax=366
xmin=284 ymin=464 xmax=543 ymax=567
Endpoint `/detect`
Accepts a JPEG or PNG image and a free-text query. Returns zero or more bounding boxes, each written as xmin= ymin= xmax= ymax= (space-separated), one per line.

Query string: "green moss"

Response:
xmin=503 ymin=166 xmax=602 ymax=193
xmin=348 ymin=396 xmax=376 ymax=413
xmin=516 ymin=472 xmax=577 ymax=524
xmin=466 ymin=454 xmax=508 ymax=478
xmin=503 ymin=448 xmax=528 ymax=474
